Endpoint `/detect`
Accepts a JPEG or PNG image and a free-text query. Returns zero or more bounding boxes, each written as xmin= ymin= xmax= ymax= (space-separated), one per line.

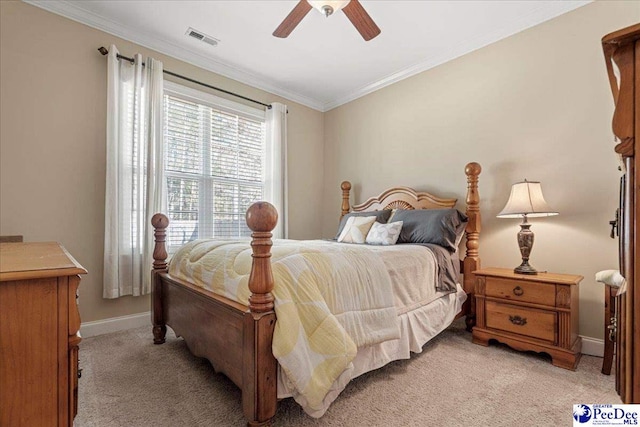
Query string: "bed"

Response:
xmin=150 ymin=162 xmax=482 ymax=426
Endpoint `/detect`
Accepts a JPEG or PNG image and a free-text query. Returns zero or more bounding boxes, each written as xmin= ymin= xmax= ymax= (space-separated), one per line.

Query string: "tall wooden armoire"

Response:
xmin=602 ymin=23 xmax=640 ymax=404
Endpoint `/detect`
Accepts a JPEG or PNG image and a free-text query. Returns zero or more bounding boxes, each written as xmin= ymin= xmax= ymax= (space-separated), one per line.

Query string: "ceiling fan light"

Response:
xmin=307 ymin=0 xmax=350 ymax=17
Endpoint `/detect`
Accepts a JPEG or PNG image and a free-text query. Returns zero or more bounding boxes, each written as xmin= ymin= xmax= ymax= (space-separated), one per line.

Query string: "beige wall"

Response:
xmin=323 ymin=1 xmax=640 ymax=339
xmin=0 ymin=1 xmax=324 ymax=322
xmin=1 ymin=0 xmax=637 ymax=340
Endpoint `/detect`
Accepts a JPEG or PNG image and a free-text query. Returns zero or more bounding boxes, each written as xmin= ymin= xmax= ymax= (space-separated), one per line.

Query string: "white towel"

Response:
xmin=595 ymin=269 xmax=627 ymax=295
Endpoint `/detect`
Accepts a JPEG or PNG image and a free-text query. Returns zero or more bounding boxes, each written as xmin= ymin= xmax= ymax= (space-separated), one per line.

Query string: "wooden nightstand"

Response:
xmin=472 ymin=268 xmax=583 ymax=370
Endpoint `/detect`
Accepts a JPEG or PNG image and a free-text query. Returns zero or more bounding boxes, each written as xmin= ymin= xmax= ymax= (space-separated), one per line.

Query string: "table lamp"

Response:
xmin=497 ymin=180 xmax=558 ymax=275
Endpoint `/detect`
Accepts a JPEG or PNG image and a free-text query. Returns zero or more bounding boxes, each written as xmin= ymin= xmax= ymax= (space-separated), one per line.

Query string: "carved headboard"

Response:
xmin=341 ymin=184 xmax=456 ymax=217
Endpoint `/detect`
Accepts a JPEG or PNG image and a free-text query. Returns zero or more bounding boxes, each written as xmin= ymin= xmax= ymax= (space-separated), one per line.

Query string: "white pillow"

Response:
xmin=337 ymin=216 xmax=377 ymax=244
xmin=365 ymin=221 xmax=403 ymax=245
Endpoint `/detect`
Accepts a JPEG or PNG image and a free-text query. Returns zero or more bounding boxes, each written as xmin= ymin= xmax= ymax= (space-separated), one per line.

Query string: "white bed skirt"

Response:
xmin=276 ymin=283 xmax=468 ymax=417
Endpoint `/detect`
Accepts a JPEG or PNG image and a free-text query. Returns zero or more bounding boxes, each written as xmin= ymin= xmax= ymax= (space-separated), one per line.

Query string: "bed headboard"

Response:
xmin=341 ymin=184 xmax=457 ymax=216
xmin=339 ymin=162 xmax=481 ymax=330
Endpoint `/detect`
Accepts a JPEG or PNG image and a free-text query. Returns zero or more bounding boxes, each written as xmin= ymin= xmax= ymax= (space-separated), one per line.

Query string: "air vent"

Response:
xmin=185 ymin=27 xmax=219 ymax=47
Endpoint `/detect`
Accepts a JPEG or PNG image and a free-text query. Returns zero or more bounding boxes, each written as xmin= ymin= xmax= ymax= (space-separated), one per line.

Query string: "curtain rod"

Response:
xmin=98 ymin=47 xmax=272 ymax=109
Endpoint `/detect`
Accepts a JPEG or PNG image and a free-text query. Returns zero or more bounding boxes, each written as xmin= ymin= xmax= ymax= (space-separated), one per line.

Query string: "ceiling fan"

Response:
xmin=273 ymin=0 xmax=381 ymax=41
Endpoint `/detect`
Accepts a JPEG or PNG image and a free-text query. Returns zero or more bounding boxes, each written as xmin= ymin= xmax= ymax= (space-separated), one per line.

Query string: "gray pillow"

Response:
xmin=390 ymin=209 xmax=468 ymax=252
xmin=335 ymin=210 xmax=392 ymax=240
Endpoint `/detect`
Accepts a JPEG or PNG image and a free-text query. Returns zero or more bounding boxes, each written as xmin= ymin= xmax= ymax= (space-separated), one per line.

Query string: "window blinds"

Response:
xmin=164 ymin=91 xmax=265 ymax=249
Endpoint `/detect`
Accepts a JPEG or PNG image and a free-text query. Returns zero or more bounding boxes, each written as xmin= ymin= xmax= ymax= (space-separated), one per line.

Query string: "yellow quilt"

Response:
xmin=169 ymin=239 xmax=399 ymax=415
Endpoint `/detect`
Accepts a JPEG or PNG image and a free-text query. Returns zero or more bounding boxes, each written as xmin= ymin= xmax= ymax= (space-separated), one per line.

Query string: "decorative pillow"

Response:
xmin=337 ymin=216 xmax=377 ymax=244
xmin=335 ymin=210 xmax=392 ymax=240
xmin=365 ymin=221 xmax=403 ymax=245
xmin=390 ymin=208 xmax=468 ymax=252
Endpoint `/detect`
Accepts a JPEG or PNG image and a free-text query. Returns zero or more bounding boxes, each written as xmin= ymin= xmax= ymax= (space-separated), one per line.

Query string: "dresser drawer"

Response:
xmin=485 ymin=300 xmax=556 ymax=343
xmin=485 ymin=276 xmax=555 ymax=306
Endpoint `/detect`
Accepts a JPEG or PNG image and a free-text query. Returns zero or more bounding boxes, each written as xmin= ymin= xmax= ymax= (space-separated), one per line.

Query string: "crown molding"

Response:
xmin=24 ymin=0 xmax=590 ymax=113
xmin=321 ymin=0 xmax=591 ymax=111
xmin=23 ymin=0 xmax=326 ymax=111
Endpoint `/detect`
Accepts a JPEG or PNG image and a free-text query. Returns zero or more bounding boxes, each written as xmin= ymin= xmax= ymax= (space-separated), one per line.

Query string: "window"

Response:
xmin=163 ymin=82 xmax=266 ymax=250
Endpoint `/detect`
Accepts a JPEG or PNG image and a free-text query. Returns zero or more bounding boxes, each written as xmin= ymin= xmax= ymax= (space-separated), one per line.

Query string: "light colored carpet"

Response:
xmin=75 ymin=320 xmax=619 ymax=427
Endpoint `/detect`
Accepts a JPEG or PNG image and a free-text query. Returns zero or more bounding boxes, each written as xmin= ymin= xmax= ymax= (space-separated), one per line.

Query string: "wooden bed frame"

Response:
xmin=150 ymin=162 xmax=481 ymax=426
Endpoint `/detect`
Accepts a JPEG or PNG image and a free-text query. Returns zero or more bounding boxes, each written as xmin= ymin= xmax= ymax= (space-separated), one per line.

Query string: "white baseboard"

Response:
xmin=580 ymin=335 xmax=605 ymax=357
xmin=80 ymin=312 xmax=150 ymax=338
xmin=80 ymin=313 xmax=608 ymax=358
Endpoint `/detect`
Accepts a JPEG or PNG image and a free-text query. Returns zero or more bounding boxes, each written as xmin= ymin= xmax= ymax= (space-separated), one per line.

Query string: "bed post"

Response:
xmin=341 ymin=181 xmax=351 ymax=218
xmin=243 ymin=202 xmax=278 ymax=427
xmin=463 ymin=162 xmax=481 ymax=332
xmin=151 ymin=213 xmax=170 ymax=344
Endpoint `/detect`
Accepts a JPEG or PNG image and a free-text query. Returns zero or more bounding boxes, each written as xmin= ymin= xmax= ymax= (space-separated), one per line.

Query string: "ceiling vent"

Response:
xmin=185 ymin=27 xmax=219 ymax=47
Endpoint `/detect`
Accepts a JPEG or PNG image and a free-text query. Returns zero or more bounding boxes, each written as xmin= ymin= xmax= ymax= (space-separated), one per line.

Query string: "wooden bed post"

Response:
xmin=151 ymin=213 xmax=170 ymax=344
xmin=243 ymin=202 xmax=278 ymax=427
xmin=341 ymin=181 xmax=351 ymax=218
xmin=463 ymin=162 xmax=481 ymax=331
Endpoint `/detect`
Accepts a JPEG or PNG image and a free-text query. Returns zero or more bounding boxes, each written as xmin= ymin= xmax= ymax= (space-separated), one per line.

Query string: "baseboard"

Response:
xmin=580 ymin=335 xmax=605 ymax=357
xmin=80 ymin=312 xmax=150 ymax=338
xmin=80 ymin=313 xmax=608 ymax=357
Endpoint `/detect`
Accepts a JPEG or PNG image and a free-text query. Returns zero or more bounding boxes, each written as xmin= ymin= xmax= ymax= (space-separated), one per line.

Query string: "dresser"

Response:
xmin=472 ymin=268 xmax=582 ymax=370
xmin=602 ymin=23 xmax=640 ymax=404
xmin=0 ymin=242 xmax=87 ymax=426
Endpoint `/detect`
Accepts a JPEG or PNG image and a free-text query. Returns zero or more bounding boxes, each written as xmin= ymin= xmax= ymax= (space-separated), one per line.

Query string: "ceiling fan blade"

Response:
xmin=273 ymin=0 xmax=313 ymax=38
xmin=342 ymin=0 xmax=381 ymax=41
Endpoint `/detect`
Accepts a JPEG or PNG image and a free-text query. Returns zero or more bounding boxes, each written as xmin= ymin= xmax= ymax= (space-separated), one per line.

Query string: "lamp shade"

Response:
xmin=307 ymin=0 xmax=350 ymax=14
xmin=497 ymin=180 xmax=558 ymax=218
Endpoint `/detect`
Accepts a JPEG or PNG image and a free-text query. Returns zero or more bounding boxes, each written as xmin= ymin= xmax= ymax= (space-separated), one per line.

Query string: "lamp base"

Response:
xmin=514 ymin=216 xmax=538 ymax=275
xmin=514 ymin=260 xmax=538 ymax=275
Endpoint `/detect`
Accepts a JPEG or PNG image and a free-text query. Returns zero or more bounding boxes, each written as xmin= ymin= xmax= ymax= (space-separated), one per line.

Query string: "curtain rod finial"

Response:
xmin=98 ymin=46 xmax=109 ymax=56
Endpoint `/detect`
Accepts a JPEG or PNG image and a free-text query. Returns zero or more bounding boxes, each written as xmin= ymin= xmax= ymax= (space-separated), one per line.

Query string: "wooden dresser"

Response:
xmin=602 ymin=23 xmax=640 ymax=404
xmin=472 ymin=268 xmax=582 ymax=370
xmin=0 ymin=242 xmax=87 ymax=426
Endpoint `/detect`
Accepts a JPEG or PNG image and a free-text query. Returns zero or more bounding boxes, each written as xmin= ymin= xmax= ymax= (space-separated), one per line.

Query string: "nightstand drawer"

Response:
xmin=485 ymin=301 xmax=556 ymax=342
xmin=485 ymin=277 xmax=555 ymax=306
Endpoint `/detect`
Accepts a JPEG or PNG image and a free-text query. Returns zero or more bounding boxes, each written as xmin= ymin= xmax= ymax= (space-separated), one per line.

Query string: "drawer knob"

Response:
xmin=513 ymin=286 xmax=524 ymax=296
xmin=509 ymin=315 xmax=527 ymax=326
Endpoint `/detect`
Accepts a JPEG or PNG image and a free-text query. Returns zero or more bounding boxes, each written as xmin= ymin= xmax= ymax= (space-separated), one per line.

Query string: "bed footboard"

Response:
xmin=242 ymin=202 xmax=278 ymax=426
xmin=151 ymin=213 xmax=169 ymax=344
xmin=151 ymin=203 xmax=279 ymax=427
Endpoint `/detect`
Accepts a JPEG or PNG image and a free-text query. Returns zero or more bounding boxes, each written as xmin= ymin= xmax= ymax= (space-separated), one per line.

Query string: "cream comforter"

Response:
xmin=169 ymin=239 xmax=403 ymax=415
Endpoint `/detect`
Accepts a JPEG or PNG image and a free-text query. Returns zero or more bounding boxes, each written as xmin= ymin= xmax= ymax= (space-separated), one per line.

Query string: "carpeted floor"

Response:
xmin=75 ymin=320 xmax=619 ymax=427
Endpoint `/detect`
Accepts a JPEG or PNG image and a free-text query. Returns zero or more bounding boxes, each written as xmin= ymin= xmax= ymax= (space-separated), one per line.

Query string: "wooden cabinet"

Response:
xmin=472 ymin=268 xmax=582 ymax=370
xmin=0 ymin=242 xmax=86 ymax=426
xmin=602 ymin=23 xmax=640 ymax=404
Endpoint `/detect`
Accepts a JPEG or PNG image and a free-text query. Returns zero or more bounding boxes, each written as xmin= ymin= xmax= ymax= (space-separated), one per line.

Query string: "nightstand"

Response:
xmin=472 ymin=268 xmax=583 ymax=370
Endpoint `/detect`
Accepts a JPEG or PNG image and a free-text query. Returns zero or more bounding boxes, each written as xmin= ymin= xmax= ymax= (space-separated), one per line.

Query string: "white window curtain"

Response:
xmin=103 ymin=45 xmax=165 ymax=298
xmin=264 ymin=103 xmax=288 ymax=238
